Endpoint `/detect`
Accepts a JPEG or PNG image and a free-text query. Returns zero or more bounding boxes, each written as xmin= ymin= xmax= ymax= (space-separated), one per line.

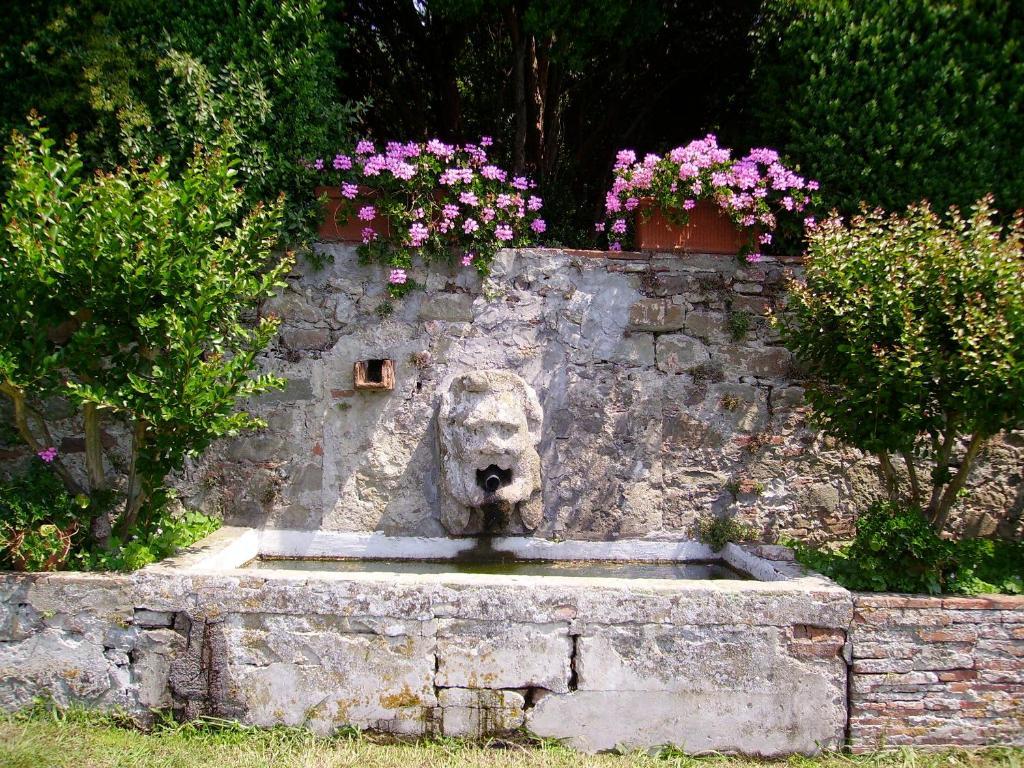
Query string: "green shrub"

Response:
xmin=0 ymin=0 xmax=357 ymax=243
xmin=790 ymin=501 xmax=1023 ymax=595
xmin=0 ymin=460 xmax=84 ymax=571
xmin=779 ymin=199 xmax=1024 ymax=532
xmin=0 ymin=119 xmax=290 ymax=562
xmin=750 ymin=0 xmax=1024 ymax=218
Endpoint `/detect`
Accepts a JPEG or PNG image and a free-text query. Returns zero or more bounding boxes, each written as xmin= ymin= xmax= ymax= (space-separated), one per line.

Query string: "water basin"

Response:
xmin=244 ymin=556 xmax=751 ymax=579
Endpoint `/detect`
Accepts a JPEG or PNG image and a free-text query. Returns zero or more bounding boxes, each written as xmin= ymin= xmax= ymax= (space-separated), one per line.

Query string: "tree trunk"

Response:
xmin=0 ymin=382 xmax=83 ymax=496
xmin=116 ymin=420 xmax=150 ymax=538
xmin=931 ymin=433 xmax=986 ymax=532
xmin=505 ymin=5 xmax=528 ymax=173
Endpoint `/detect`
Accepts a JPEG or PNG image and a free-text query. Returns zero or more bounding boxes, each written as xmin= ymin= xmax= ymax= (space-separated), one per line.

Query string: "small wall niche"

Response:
xmin=353 ymin=359 xmax=395 ymax=391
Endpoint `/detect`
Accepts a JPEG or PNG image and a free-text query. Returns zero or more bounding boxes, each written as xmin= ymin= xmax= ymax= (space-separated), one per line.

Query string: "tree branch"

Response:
xmin=932 ymin=433 xmax=986 ymax=533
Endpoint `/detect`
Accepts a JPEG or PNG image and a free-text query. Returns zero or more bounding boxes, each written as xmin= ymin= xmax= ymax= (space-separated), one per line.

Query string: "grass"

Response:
xmin=0 ymin=709 xmax=1022 ymax=768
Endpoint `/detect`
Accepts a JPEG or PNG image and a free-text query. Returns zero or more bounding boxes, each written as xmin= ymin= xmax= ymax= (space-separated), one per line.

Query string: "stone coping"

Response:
xmin=138 ymin=527 xmax=843 ymax=598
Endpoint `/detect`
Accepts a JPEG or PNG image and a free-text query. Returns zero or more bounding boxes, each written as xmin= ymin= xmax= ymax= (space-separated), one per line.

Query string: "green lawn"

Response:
xmin=1 ymin=711 xmax=1021 ymax=768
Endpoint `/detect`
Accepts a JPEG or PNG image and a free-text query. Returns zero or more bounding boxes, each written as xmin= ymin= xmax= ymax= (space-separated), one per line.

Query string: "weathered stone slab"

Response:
xmin=438 ymin=688 xmax=526 ymax=737
xmin=435 ymin=620 xmax=571 ymax=692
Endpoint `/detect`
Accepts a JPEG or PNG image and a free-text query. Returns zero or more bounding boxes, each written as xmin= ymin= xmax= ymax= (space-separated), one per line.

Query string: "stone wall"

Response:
xmin=2 ymin=246 xmax=1021 ymax=541
xmin=1 ymin=559 xmax=852 ymax=754
xmin=849 ymin=594 xmax=1024 ymax=750
xmin=170 ymin=245 xmax=1021 ymax=542
xmin=5 ymin=564 xmax=1024 ymax=751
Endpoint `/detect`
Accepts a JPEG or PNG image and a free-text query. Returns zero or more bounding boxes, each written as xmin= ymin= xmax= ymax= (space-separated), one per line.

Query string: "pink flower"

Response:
xmin=625 ymin=197 xmax=639 ymax=212
xmin=527 ymin=195 xmax=543 ymax=211
xmin=389 ymin=268 xmax=407 ymax=284
xmin=442 ymin=204 xmax=459 ymax=219
xmin=614 ymin=149 xmax=636 ymax=170
xmin=530 ymin=218 xmax=546 ymax=234
xmin=611 ymin=218 xmax=627 ymax=235
xmin=595 ymin=222 xmax=606 ymax=233
xmin=361 ymin=227 xmax=377 ymax=244
xmin=313 ymin=158 xmax=324 ymax=171
xmin=358 ymin=205 xmax=376 ymax=221
xmin=481 ymin=165 xmax=506 ymax=181
xmin=481 ymin=207 xmax=495 ymax=223
xmin=683 ymin=199 xmax=696 ymax=211
xmin=495 ymin=224 xmax=514 ymax=241
xmin=408 ymin=222 xmax=429 ymax=247
xmin=462 ymin=253 xmax=474 ymax=267
xmin=333 ymin=154 xmax=353 ymax=170
xmin=355 ymin=140 xmax=375 ymax=155
xmin=745 ymin=252 xmax=764 ymax=263
xmin=610 ymin=241 xmax=622 ymax=252
xmin=463 ymin=218 xmax=479 ymax=234
xmin=511 ymin=176 xmax=529 ymax=191
xmin=480 ymin=136 xmax=493 ymax=147
xmin=37 ymin=447 xmax=57 ymax=463
xmin=341 ymin=183 xmax=358 ymax=200
xmin=459 ymin=191 xmax=479 ymax=206
xmin=804 ymin=216 xmax=817 ymax=230
xmin=758 ymin=232 xmax=773 ymax=245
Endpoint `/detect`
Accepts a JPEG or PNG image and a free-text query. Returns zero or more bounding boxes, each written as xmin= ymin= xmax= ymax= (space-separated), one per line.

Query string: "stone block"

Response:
xmin=280 ymin=328 xmax=332 ymax=351
xmin=627 ymin=299 xmax=684 ymax=332
xmin=435 ymin=621 xmax=571 ymax=692
xmin=656 ymin=334 xmax=710 ymax=374
xmin=438 ymin=688 xmax=526 ymax=737
xmin=608 ymin=334 xmax=655 ymax=366
xmin=418 ymin=293 xmax=475 ymax=322
xmin=682 ymin=310 xmax=730 ymax=343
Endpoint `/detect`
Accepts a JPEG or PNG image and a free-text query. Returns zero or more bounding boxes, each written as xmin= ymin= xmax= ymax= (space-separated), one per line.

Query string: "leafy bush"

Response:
xmin=315 ymin=138 xmax=546 ymax=295
xmin=71 ymin=509 xmax=221 ymax=572
xmin=750 ymin=0 xmax=1024 ymax=218
xmin=0 ymin=119 xmax=290 ymax=561
xmin=780 ymin=199 xmax=1024 ymax=532
xmin=0 ymin=460 xmax=84 ymax=571
xmin=0 ymin=0 xmax=356 ymax=243
xmin=790 ymin=502 xmax=1023 ymax=595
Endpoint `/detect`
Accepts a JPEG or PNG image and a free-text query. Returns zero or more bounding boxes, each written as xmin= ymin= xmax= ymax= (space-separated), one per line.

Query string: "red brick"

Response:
xmin=941 ymin=597 xmax=996 ymax=610
xmin=938 ymin=669 xmax=978 ymax=682
xmin=919 ymin=628 xmax=978 ymax=643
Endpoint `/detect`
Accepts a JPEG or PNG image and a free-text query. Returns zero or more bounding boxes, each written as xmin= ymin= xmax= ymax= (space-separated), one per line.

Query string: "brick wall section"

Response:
xmin=849 ymin=593 xmax=1024 ymax=750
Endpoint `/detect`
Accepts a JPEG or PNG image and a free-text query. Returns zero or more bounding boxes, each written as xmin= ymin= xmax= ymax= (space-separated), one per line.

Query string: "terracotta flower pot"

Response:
xmin=316 ymin=186 xmax=392 ymax=242
xmin=635 ymin=198 xmax=748 ymax=254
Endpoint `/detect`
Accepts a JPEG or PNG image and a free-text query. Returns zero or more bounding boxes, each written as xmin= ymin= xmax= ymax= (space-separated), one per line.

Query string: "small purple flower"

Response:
xmin=459 ymin=191 xmax=479 ymax=206
xmin=530 ymin=218 xmax=546 ymax=234
xmin=442 ymin=204 xmax=459 ymax=220
xmin=527 ymin=195 xmax=543 ymax=211
xmin=625 ymin=197 xmax=640 ymax=212
xmin=511 ymin=176 xmax=529 ymax=191
xmin=361 ymin=227 xmax=377 ymax=244
xmin=683 ymin=199 xmax=696 ymax=211
xmin=758 ymin=232 xmax=773 ymax=245
xmin=463 ymin=218 xmax=479 ymax=234
xmin=804 ymin=216 xmax=817 ymax=230
xmin=408 ymin=222 xmax=429 ymax=247
xmin=495 ymin=224 xmax=514 ymax=241
xmin=481 ymin=165 xmax=505 ymax=181
xmin=481 ymin=207 xmax=496 ymax=223
xmin=480 ymin=136 xmax=493 ymax=147
xmin=358 ymin=205 xmax=376 ymax=221
xmin=341 ymin=182 xmax=359 ymax=200
xmin=37 ymin=447 xmax=57 ymax=463
xmin=389 ymin=268 xmax=408 ymax=285
xmin=313 ymin=158 xmax=324 ymax=171
xmin=611 ymin=218 xmax=627 ymax=235
xmin=594 ymin=222 xmax=606 ymax=233
xmin=355 ymin=140 xmax=375 ymax=155
xmin=462 ymin=252 xmax=474 ymax=267
xmin=333 ymin=154 xmax=352 ymax=170
xmin=610 ymin=241 xmax=623 ymax=252
xmin=745 ymin=252 xmax=764 ymax=263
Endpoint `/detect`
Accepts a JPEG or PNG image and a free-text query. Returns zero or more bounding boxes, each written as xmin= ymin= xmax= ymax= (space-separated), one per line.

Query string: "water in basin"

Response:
xmin=245 ymin=557 xmax=752 ymax=579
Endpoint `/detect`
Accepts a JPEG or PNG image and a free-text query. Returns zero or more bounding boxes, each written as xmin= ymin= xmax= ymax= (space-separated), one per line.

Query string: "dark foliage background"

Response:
xmin=1 ymin=0 xmax=1021 ymax=243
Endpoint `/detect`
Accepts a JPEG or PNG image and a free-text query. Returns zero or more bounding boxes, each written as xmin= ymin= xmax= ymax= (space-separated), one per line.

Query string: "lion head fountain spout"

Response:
xmin=437 ymin=370 xmax=543 ymax=535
